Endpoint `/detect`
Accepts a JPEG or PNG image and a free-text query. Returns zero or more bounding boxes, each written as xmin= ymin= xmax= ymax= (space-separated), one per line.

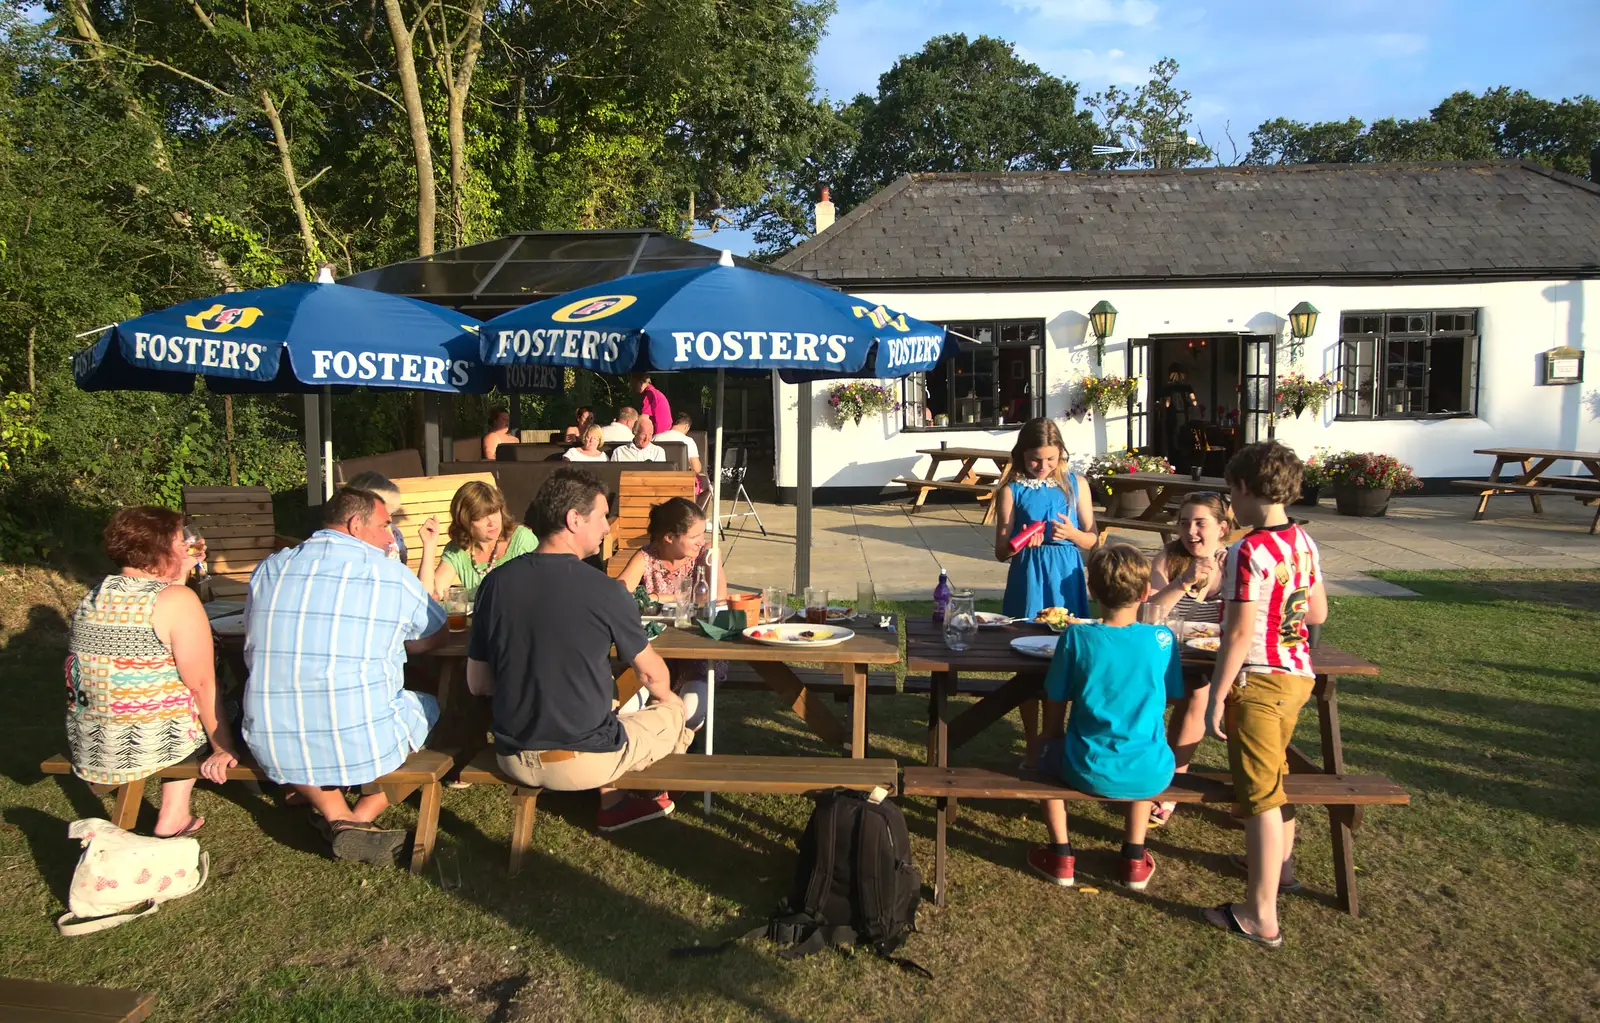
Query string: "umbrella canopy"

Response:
xmin=477 ymin=253 xmax=944 ymax=381
xmin=73 ymin=281 xmax=491 ymax=394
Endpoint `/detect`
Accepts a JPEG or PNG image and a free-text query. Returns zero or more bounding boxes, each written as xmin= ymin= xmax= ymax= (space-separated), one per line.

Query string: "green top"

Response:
xmin=441 ymin=524 xmax=537 ymax=598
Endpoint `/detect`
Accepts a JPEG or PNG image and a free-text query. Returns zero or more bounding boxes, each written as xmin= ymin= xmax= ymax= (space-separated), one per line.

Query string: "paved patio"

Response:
xmin=710 ymin=491 xmax=1600 ymax=601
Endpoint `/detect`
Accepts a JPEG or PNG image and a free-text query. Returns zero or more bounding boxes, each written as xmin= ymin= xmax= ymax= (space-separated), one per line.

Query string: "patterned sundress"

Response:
xmin=638 ymin=544 xmax=727 ymax=690
xmin=65 ymin=576 xmax=206 ymax=784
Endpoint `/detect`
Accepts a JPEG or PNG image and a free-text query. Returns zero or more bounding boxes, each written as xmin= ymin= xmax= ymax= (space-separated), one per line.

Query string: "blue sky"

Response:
xmin=718 ymin=0 xmax=1598 ymax=253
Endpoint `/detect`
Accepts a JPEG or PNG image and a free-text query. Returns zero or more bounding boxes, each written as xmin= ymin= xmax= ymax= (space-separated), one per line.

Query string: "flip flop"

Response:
xmin=329 ymin=819 xmax=408 ymax=866
xmin=1204 ymin=903 xmax=1283 ymax=949
xmin=154 ymin=816 xmax=204 ymax=839
xmin=1228 ymin=853 xmax=1303 ymax=892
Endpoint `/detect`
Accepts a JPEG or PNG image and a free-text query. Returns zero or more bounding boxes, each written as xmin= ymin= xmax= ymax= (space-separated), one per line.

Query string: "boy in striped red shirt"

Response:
xmin=1204 ymin=441 xmax=1328 ymax=948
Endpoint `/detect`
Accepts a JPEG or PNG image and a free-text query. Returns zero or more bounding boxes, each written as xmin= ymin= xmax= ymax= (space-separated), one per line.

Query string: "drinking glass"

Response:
xmin=445 ymin=585 xmax=469 ymax=633
xmin=674 ymin=573 xmax=695 ymax=628
xmin=943 ymin=591 xmax=977 ymax=652
xmin=1137 ymin=602 xmax=1162 ymax=625
xmin=856 ymin=579 xmax=876 ymax=620
xmin=804 ymin=587 xmax=829 ymax=625
xmin=762 ymin=586 xmax=786 ymax=624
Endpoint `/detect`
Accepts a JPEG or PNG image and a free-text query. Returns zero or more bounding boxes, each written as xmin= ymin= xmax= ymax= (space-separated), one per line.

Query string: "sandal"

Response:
xmin=1204 ymin=903 xmax=1283 ymax=949
xmin=1148 ymin=802 xmax=1175 ymax=827
xmin=329 ymin=819 xmax=408 ymax=866
xmin=154 ymin=816 xmax=204 ymax=839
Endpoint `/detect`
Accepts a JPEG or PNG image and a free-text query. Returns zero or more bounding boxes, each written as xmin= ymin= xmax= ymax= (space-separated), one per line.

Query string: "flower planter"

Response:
xmin=1106 ymin=488 xmax=1151 ymax=518
xmin=1333 ymin=486 xmax=1391 ymax=517
xmin=1293 ymin=484 xmax=1321 ymax=508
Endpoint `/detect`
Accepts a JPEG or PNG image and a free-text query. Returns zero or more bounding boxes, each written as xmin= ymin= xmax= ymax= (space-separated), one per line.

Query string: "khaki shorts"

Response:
xmin=497 ymin=703 xmax=693 ymax=791
xmin=1226 ymin=671 xmax=1315 ymax=817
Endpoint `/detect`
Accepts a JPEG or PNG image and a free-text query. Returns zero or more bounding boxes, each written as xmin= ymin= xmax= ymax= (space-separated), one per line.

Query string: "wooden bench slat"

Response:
xmin=892 ymin=477 xmax=996 ymax=496
xmin=1095 ymin=515 xmax=1179 ymax=535
xmin=611 ymin=754 xmax=897 ymax=794
xmin=721 ymin=664 xmax=899 ymax=696
xmin=901 ymin=767 xmax=1408 ymax=804
xmin=0 ymin=977 xmax=157 ymax=1021
xmin=1449 ymin=480 xmax=1600 ymax=497
xmin=41 ymin=749 xmax=451 ymax=785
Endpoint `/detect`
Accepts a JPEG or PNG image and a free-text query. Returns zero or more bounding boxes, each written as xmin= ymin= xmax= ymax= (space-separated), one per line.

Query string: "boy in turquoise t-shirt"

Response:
xmin=1029 ymin=544 xmax=1185 ymax=890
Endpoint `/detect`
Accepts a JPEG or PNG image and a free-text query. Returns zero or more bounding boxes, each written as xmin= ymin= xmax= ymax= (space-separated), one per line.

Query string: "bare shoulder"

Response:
xmin=156 ymin=582 xmax=203 ymax=611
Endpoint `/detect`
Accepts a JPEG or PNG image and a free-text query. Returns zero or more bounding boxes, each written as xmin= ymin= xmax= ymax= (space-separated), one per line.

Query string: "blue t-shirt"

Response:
xmin=1043 ymin=622 xmax=1185 ymax=799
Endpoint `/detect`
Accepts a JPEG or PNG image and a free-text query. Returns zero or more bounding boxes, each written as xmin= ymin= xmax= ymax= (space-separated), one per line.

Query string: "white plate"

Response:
xmin=1010 ymin=635 xmax=1060 ymax=660
xmin=1185 ymin=637 xmax=1221 ymax=653
xmin=973 ymin=611 xmax=1014 ymax=629
xmin=743 ymin=623 xmax=856 ymax=648
xmin=1178 ymin=622 xmax=1222 ymax=639
xmin=210 ymin=612 xmax=246 ymax=637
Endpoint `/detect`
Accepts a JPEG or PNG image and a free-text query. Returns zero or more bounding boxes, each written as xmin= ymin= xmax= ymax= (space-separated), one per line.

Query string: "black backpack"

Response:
xmin=679 ymin=790 xmax=928 ymax=976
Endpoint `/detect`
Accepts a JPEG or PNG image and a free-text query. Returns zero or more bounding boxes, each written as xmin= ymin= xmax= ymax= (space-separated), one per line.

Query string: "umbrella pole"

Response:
xmin=319 ymin=386 xmax=334 ymax=501
xmin=303 ymin=394 xmax=322 ymax=507
xmin=704 ymin=368 xmax=725 ymax=816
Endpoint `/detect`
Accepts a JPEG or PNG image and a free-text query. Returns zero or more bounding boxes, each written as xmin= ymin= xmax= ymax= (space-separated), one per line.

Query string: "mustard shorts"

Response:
xmin=1226 ymin=671 xmax=1315 ymax=817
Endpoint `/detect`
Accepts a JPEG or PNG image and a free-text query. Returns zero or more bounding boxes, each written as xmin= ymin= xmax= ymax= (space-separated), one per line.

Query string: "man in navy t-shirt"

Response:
xmin=1030 ymin=545 xmax=1184 ymax=892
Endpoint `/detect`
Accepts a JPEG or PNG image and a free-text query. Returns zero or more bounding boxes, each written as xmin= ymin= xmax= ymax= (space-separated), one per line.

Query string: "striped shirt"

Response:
xmin=1220 ymin=523 xmax=1321 ymax=678
xmin=241 ymin=529 xmax=447 ymax=786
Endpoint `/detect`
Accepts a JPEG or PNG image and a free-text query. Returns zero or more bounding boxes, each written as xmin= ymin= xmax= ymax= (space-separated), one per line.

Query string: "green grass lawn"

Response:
xmin=2 ymin=566 xmax=1598 ymax=1021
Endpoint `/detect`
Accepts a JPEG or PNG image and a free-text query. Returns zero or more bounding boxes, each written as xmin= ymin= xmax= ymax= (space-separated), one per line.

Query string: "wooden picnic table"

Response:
xmin=904 ymin=617 xmax=1382 ymax=915
xmin=0 ymin=977 xmax=156 ymax=1022
xmin=1452 ymin=447 xmax=1600 ymax=534
xmin=893 ymin=446 xmax=1012 ymax=524
xmin=1094 ymin=471 xmax=1228 ymax=541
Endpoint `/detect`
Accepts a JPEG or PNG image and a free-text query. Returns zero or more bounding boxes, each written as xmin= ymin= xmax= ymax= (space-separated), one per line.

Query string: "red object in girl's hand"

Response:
xmin=1009 ymin=521 xmax=1046 ymax=553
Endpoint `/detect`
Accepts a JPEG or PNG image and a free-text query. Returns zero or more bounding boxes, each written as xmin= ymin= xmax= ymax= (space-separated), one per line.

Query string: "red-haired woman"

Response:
xmin=66 ymin=507 xmax=239 ymax=837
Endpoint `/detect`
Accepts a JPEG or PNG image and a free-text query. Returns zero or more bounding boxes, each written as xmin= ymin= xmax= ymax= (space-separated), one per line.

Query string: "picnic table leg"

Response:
xmin=409 ymin=779 xmax=442 ymax=876
xmin=926 ymin=671 xmax=952 ymax=767
xmin=1475 ymin=458 xmax=1510 ymax=518
xmin=750 ymin=661 xmax=849 ymax=750
xmin=507 ymin=786 xmax=540 ymax=877
xmin=845 ymin=663 xmax=868 ymax=759
xmin=112 ymin=778 xmax=146 ymax=831
xmin=934 ymin=795 xmax=950 ymax=908
xmin=1315 ymin=674 xmax=1363 ymax=916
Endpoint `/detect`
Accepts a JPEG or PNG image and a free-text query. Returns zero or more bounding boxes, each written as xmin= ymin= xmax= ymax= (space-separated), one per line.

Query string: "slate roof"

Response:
xmin=774 ymin=162 xmax=1600 ymax=288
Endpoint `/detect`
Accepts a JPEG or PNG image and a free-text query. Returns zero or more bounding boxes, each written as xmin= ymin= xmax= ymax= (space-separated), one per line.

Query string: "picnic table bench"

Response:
xmin=1450 ymin=447 xmax=1600 ymax=534
xmin=1093 ymin=472 xmax=1228 ymax=543
xmin=904 ymin=618 xmax=1394 ymax=915
xmin=893 ymin=447 xmax=1011 ymax=524
xmin=40 ymin=750 xmax=452 ymax=875
xmin=0 ymin=977 xmax=156 ymax=1022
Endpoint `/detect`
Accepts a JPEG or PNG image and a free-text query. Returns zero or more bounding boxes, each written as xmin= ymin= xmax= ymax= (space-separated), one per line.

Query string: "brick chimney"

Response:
xmin=815 ymin=186 xmax=836 ymax=234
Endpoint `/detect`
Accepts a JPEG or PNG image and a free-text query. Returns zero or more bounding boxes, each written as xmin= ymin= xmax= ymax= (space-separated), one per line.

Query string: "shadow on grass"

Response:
xmin=0 ymin=603 xmax=72 ymax=788
xmin=1369 ymin=573 xmax=1600 ymax=613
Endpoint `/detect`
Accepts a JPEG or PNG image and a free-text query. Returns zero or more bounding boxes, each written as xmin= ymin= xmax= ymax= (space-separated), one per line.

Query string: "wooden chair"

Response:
xmin=181 ymin=487 xmax=298 ymax=598
xmin=41 ymin=750 xmax=452 ymax=874
xmin=333 ymin=448 xmax=424 ymax=485
xmin=388 ymin=472 xmax=496 ymax=572
xmin=603 ymin=470 xmax=698 ymax=562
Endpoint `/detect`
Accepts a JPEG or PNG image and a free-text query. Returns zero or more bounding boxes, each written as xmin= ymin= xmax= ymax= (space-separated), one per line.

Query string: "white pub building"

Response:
xmin=771 ymin=162 xmax=1600 ymax=501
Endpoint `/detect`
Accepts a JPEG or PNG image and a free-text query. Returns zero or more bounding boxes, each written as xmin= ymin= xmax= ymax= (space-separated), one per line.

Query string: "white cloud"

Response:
xmin=1005 ymin=0 xmax=1160 ymax=27
xmin=1019 ymin=45 xmax=1152 ymax=86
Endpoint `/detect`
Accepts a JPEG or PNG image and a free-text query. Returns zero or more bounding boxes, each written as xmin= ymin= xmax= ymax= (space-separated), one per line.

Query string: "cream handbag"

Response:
xmin=56 ymin=818 xmax=209 ymax=936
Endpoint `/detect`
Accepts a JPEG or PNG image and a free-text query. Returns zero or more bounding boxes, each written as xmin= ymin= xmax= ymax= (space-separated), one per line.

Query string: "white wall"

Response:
xmin=775 ymin=278 xmax=1600 ymax=489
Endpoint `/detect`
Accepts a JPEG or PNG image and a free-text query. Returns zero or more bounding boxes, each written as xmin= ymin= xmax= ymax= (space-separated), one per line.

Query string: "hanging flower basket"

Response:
xmin=1275 ymin=372 xmax=1341 ymax=418
xmin=825 ymin=381 xmax=900 ymax=427
xmin=1077 ymin=375 xmax=1140 ymax=418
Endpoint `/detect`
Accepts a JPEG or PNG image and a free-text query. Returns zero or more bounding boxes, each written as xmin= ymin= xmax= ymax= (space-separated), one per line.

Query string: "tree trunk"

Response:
xmin=26 ymin=326 xmax=36 ymax=392
xmin=260 ymin=89 xmax=319 ymax=264
xmin=383 ymin=0 xmax=436 ymax=256
xmin=447 ymin=0 xmax=485 ymax=249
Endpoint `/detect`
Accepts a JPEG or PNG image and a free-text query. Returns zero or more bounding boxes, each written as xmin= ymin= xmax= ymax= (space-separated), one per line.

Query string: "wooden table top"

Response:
xmin=916 ymin=447 xmax=1012 ymax=462
xmin=1112 ymin=472 xmax=1228 ymax=492
xmin=1474 ymin=447 xmax=1599 ymax=461
xmin=0 ymin=977 xmax=156 ymax=1022
xmin=903 ymin=618 xmax=1377 ymax=677
xmin=425 ymin=618 xmax=903 ymax=665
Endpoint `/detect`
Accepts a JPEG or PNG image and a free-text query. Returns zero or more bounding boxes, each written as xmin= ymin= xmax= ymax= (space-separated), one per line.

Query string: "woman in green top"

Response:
xmin=423 ymin=480 xmax=537 ymax=601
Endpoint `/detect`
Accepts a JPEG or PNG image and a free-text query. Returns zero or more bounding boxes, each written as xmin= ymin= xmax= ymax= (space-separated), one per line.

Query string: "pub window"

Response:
xmin=1336 ymin=309 xmax=1479 ymax=419
xmin=901 ymin=319 xmax=1046 ymax=430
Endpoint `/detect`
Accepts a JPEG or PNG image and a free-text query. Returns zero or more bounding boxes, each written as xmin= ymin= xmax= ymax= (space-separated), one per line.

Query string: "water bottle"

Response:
xmin=693 ymin=563 xmax=711 ymax=621
xmin=932 ymin=569 xmax=952 ymax=625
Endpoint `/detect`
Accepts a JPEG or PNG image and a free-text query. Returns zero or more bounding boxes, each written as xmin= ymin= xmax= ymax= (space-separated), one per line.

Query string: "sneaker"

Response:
xmin=598 ymin=794 xmax=675 ymax=832
xmin=1122 ymin=851 xmax=1156 ymax=891
xmin=1026 ymin=846 xmax=1075 ymax=887
xmin=329 ymin=820 xmax=408 ymax=865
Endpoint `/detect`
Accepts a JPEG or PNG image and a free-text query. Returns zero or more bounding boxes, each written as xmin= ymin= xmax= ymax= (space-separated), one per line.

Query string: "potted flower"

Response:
xmin=1322 ymin=451 xmax=1421 ymax=517
xmin=1275 ymin=372 xmax=1341 ymax=419
xmin=1077 ymin=375 xmax=1140 ymax=419
xmin=825 ymin=381 xmax=900 ymax=427
xmin=1296 ymin=446 xmax=1332 ymax=506
xmin=1087 ymin=448 xmax=1174 ymax=516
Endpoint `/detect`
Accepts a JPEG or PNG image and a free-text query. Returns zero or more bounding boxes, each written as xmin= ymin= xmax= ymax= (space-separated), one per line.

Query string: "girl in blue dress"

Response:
xmin=994 ymin=418 xmax=1098 ymax=764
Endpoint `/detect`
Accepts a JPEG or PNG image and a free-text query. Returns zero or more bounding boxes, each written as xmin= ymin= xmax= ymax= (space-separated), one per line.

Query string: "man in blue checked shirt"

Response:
xmin=242 ymin=486 xmax=448 ymax=865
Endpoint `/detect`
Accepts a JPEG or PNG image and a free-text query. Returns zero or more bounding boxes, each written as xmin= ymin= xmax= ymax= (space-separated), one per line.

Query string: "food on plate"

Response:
xmin=1184 ymin=622 xmax=1222 ymax=638
xmin=1186 ymin=636 xmax=1222 ymax=652
xmin=825 ymin=608 xmax=853 ymax=622
xmin=1034 ymin=607 xmax=1076 ymax=630
xmin=750 ymin=628 xmax=780 ymax=640
xmin=797 ymin=629 xmax=834 ymax=641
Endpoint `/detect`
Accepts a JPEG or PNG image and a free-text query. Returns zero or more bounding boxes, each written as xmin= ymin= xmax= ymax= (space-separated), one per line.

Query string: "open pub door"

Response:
xmin=1126 ymin=337 xmax=1151 ymax=451
xmin=1239 ymin=334 xmax=1277 ymax=444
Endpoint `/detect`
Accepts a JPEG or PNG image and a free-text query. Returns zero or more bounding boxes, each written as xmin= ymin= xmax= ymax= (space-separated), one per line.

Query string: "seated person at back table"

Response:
xmin=562 ymin=426 xmax=580 ymax=444
xmin=242 ymin=486 xmax=448 ymax=866
xmin=66 ymin=506 xmax=240 ymax=838
xmin=611 ymin=416 xmax=666 ymax=463
xmin=423 ymin=480 xmax=537 ymax=601
xmin=601 ymin=407 xmax=639 ymax=444
xmin=563 ymin=423 xmax=609 ymax=462
xmin=615 ymin=497 xmax=728 ymax=731
xmin=654 ymin=411 xmax=704 ymax=475
xmin=344 ymin=471 xmax=413 ymax=566
xmin=574 ymin=406 xmax=595 ymax=437
xmin=482 ymin=409 xmax=515 ymax=460
xmin=1028 ymin=544 xmax=1185 ymax=894
xmin=468 ymin=468 xmax=692 ymax=832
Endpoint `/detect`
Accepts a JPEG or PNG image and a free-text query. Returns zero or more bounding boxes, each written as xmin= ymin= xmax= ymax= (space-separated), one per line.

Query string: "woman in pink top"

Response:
xmin=632 ymin=373 xmax=672 ymax=436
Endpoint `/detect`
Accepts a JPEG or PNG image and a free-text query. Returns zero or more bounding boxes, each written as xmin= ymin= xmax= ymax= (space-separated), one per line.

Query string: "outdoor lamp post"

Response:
xmin=1288 ymin=301 xmax=1319 ymax=361
xmin=1088 ymin=300 xmax=1118 ymax=367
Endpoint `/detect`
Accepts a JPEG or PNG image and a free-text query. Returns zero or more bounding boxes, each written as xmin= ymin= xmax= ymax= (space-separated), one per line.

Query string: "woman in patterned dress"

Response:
xmin=66 ymin=507 xmax=240 ymax=837
xmin=615 ymin=498 xmax=727 ymax=731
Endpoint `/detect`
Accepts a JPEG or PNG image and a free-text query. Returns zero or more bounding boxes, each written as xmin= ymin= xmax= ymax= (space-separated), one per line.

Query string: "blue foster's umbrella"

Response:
xmin=476 ymin=251 xmax=944 ymax=381
xmin=73 ymin=280 xmax=492 ymax=394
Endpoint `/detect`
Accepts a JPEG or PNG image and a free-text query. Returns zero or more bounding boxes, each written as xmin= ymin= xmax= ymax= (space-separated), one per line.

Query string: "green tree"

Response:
xmin=1087 ymin=57 xmax=1212 ymax=169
